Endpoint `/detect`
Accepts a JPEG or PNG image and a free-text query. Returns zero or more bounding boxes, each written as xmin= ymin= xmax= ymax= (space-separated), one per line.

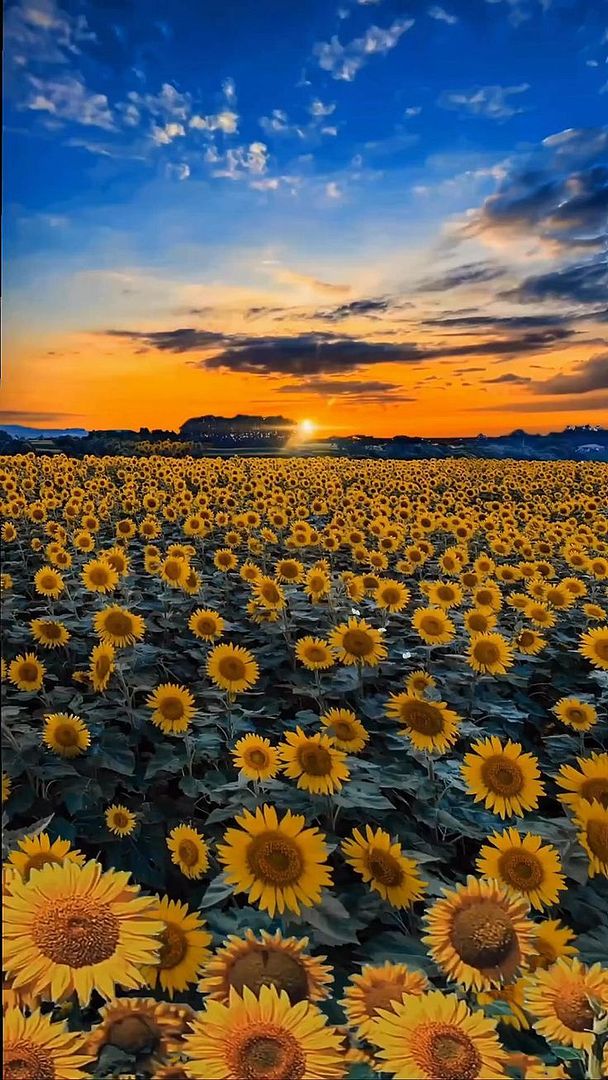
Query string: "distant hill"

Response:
xmin=0 ymin=424 xmax=88 ymax=440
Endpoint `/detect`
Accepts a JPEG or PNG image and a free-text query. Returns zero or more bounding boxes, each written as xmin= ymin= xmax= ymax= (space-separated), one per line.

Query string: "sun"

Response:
xmin=298 ymin=418 xmax=316 ymax=438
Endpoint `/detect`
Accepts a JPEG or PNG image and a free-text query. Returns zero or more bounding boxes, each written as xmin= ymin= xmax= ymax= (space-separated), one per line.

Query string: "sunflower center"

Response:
xmin=363 ymin=980 xmax=408 ymax=1017
xmin=498 ymin=850 xmax=544 ymax=890
xmin=247 ymin=833 xmax=304 ymax=885
xmin=165 ymin=560 xmax=182 ymax=580
xmin=112 ymin=811 xmax=130 ymax=830
xmin=54 ymin=724 xmax=79 ymax=747
xmin=39 ymin=574 xmax=57 ymax=590
xmin=518 ymin=631 xmax=535 ymax=647
xmin=586 ymin=819 xmax=608 ymax=861
xmin=261 ymin=584 xmax=281 ymax=603
xmin=33 ymin=897 xmax=119 ymax=967
xmin=333 ymin=721 xmax=355 ymax=740
xmin=382 ymin=587 xmax=401 ymax=604
xmin=96 ymin=654 xmax=111 ymax=677
xmin=480 ymin=756 xmax=524 ymax=796
xmin=297 ymin=745 xmax=333 ymax=777
xmin=229 ymin=949 xmax=309 ymax=1003
xmin=196 ymin=617 xmax=216 ymax=635
xmin=160 ymin=697 xmax=184 ymax=722
xmin=437 ymin=586 xmax=454 ymax=601
xmin=89 ymin=567 xmax=110 ymax=585
xmin=306 ymin=645 xmax=327 ymax=662
xmin=476 ymin=591 xmax=493 ymax=606
xmin=218 ymin=656 xmax=246 ymax=681
xmin=473 ymin=641 xmax=500 ymax=664
xmin=593 ymin=637 xmax=608 ymax=660
xmin=450 ymin=901 xmax=516 ymax=969
xmin=19 ymin=663 xmax=39 ymax=683
xmin=281 ymin=564 xmax=299 ymax=580
xmin=4 ymin=1040 xmax=55 ymax=1080
xmin=400 ymin=702 xmax=444 ymax=736
xmin=247 ymin=749 xmax=269 ymax=768
xmin=232 ymin=1026 xmax=306 ymax=1080
xmin=42 ymin=623 xmax=62 ymax=640
xmin=420 ymin=616 xmax=442 ymax=636
xmin=368 ymin=849 xmax=404 ymax=888
xmin=178 ymin=840 xmax=201 ymax=868
xmin=417 ymin=1023 xmax=482 ymax=1080
xmin=309 ymin=575 xmax=325 ymax=591
xmin=107 ymin=1015 xmax=160 ymax=1053
xmin=103 ymin=611 xmax=133 ymax=636
xmin=341 ymin=629 xmax=374 ymax=658
xmin=580 ymin=779 xmax=608 ymax=807
xmin=554 ymin=986 xmax=595 ymax=1033
xmin=566 ymin=707 xmax=585 ymax=724
xmin=158 ymin=922 xmax=188 ymax=969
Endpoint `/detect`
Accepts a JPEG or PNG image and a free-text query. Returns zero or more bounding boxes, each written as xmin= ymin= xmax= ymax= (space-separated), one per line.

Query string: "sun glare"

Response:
xmin=298 ymin=418 xmax=316 ymax=438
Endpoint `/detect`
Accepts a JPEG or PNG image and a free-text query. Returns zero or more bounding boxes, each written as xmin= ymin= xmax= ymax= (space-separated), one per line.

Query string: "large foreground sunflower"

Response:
xmin=341 ymin=962 xmax=429 ymax=1038
xmin=556 ymin=752 xmax=608 ymax=810
xmin=93 ymin=605 xmax=146 ymax=647
xmin=206 ymin=643 xmax=259 ymax=695
xmin=578 ymin=625 xmax=608 ymax=669
xmin=385 ymin=693 xmax=460 ymax=753
xmin=328 ymin=617 xmax=387 ymax=666
xmin=217 ymin=804 xmax=331 ymax=916
xmin=279 ymin=728 xmax=350 ymax=795
xmin=370 ymin=989 xmax=507 ymax=1080
xmin=524 ymin=957 xmax=608 ymax=1050
xmin=146 ymin=684 xmax=195 ymax=736
xmin=143 ymin=896 xmax=212 ymax=997
xmin=199 ymin=928 xmax=333 ymax=1003
xmin=3 ymin=1008 xmax=92 ymax=1079
xmin=462 ymin=736 xmax=544 ymax=818
xmin=342 ymin=825 xmax=426 ymax=908
xmin=183 ymin=985 xmax=345 ymax=1080
xmin=7 ymin=832 xmax=85 ymax=882
xmin=423 ymin=876 xmax=534 ymax=990
xmin=3 ymin=860 xmax=163 ymax=1004
xmin=476 ymin=829 xmax=565 ymax=910
xmin=572 ymin=798 xmax=608 ymax=877
xmin=42 ymin=713 xmax=90 ymax=758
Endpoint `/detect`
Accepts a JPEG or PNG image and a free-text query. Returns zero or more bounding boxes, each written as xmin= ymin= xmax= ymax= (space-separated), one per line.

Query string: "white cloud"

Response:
xmin=151 ymin=121 xmax=185 ymax=145
xmin=405 ymin=106 xmax=422 ymax=117
xmin=309 ymin=98 xmax=336 ymax=117
xmin=25 ymin=74 xmax=114 ymax=129
xmin=325 ymin=181 xmax=343 ymax=199
xmin=438 ymin=83 xmax=530 ymax=120
xmin=259 ymin=109 xmax=305 ymax=138
xmin=428 ymin=5 xmax=459 ymax=23
xmin=213 ymin=141 xmax=269 ymax=180
xmin=314 ymin=18 xmax=414 ymax=81
xmin=166 ymin=162 xmax=190 ymax=180
xmin=127 ymin=82 xmax=191 ymax=121
xmin=222 ymin=77 xmax=237 ymax=103
xmin=190 ymin=109 xmax=239 ymax=133
xmin=5 ymin=0 xmax=95 ymax=66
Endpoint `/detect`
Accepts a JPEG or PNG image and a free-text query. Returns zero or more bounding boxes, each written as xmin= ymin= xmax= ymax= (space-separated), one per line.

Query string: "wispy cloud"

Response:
xmin=438 ymin=83 xmax=530 ymax=120
xmin=25 ymin=74 xmax=115 ymax=129
xmin=428 ymin=6 xmax=459 ymax=25
xmin=314 ymin=18 xmax=414 ymax=81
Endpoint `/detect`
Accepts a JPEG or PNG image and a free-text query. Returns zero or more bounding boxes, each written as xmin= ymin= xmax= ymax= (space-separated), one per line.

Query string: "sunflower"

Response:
xmin=528 ymin=919 xmax=578 ymax=972
xmin=188 ymin=608 xmax=225 ymax=641
xmin=153 ymin=1063 xmax=193 ymax=1080
xmin=232 ymin=734 xmax=280 ymax=781
xmin=276 ymin=558 xmax=305 ymax=583
xmin=143 ymin=896 xmax=212 ymax=997
xmin=423 ymin=876 xmax=534 ymax=990
xmin=476 ymin=829 xmax=566 ymax=910
xmin=304 ymin=567 xmax=331 ymax=602
xmin=84 ymin=996 xmax=187 ymax=1062
xmin=426 ymin=581 xmax=463 ymax=609
xmin=207 ymin=643 xmax=259 ymax=696
xmin=467 ymin=633 xmax=514 ymax=676
xmin=106 ymin=804 xmax=137 ymax=836
xmin=43 ymin=713 xmax=91 ymax=758
xmin=81 ymin=558 xmax=119 ymax=593
xmin=7 ymin=833 xmax=85 ymax=882
xmin=462 ymin=736 xmax=544 ymax=818
xmin=2 ymin=772 xmax=12 ymax=802
xmin=476 ymin=977 xmax=530 ymax=1030
xmin=217 ymin=804 xmax=332 ymax=916
xmin=214 ymin=548 xmax=238 ymax=572
xmin=167 ymin=825 xmax=209 ymax=880
xmin=3 ymin=860 xmax=163 ymax=1004
xmin=464 ymin=608 xmax=497 ymax=635
xmin=146 ymin=684 xmax=195 ymax=736
xmin=370 ymin=989 xmax=507 ymax=1080
xmin=320 ymin=708 xmax=369 ymax=752
xmin=8 ymin=653 xmax=45 ymax=692
xmin=89 ymin=642 xmax=115 ymax=692
xmin=583 ymin=603 xmax=607 ymax=621
xmin=342 ymin=825 xmax=426 ymax=908
xmin=514 ymin=628 xmax=546 ymax=655
xmin=279 ymin=728 xmax=350 ymax=795
xmin=3 ymin=1007 xmax=92 ymax=1079
xmin=294 ymin=636 xmax=335 ymax=670
xmin=30 ymin=618 xmax=71 ymax=649
xmin=412 ymin=607 xmax=455 ymax=645
xmin=525 ymin=601 xmax=556 ymax=628
xmin=405 ymin=670 xmax=436 ymax=696
xmin=183 ymin=985 xmax=345 ymax=1080
xmin=553 ymin=697 xmax=597 ymax=732
xmin=341 ymin=962 xmax=429 ymax=1038
xmin=199 ymin=928 xmax=333 ymax=1003
xmin=572 ymin=799 xmax=608 ymax=877
xmin=34 ymin=566 xmax=65 ymax=598
xmin=102 ymin=546 xmax=130 ymax=577
xmin=329 ymin=617 xmax=387 ymax=666
xmin=556 ymin=752 xmax=608 ymax=810
xmin=524 ymin=958 xmax=608 ymax=1050
xmin=385 ymin=694 xmax=460 ymax=754
xmin=93 ymin=605 xmax=146 ymax=647
xmin=374 ymin=579 xmax=410 ymax=612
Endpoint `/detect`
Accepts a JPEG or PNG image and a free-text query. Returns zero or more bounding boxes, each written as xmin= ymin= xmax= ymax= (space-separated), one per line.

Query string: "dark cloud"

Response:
xmin=532 ymin=352 xmax=608 ymax=395
xmin=423 ymin=313 xmax=575 ymax=332
xmin=484 ymin=373 xmax=532 ymax=384
xmin=417 ymin=262 xmax=505 ymax=292
xmin=500 ymin=257 xmax=608 ymax=306
xmin=276 ymin=378 xmax=415 ymax=403
xmin=105 ymin=328 xmax=230 ymax=351
xmin=468 ymin=391 xmax=608 ymax=413
xmin=313 ymin=297 xmax=407 ymax=321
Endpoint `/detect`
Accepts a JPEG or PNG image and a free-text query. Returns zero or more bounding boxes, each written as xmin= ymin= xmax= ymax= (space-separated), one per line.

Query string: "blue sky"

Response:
xmin=3 ymin=0 xmax=608 ymax=435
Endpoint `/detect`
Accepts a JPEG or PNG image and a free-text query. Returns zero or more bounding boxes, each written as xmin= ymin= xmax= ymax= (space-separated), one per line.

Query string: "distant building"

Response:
xmin=180 ymin=414 xmax=295 ymax=447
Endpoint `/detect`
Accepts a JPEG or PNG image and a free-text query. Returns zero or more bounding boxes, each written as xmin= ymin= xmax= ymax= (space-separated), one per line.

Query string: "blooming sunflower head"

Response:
xmin=462 ymin=735 xmax=544 ymax=818
xmin=579 ymin=625 xmax=608 ymax=669
xmin=42 ymin=713 xmax=91 ymax=758
xmin=8 ymin=653 xmax=45 ymax=692
xmin=341 ymin=962 xmax=429 ymax=1038
xmin=476 ymin=828 xmax=566 ymax=910
xmin=572 ymin=798 xmax=608 ymax=878
xmin=105 ymin=804 xmax=137 ymax=836
xmin=232 ymin=734 xmax=280 ymax=782
xmin=294 ymin=636 xmax=334 ymax=671
xmin=467 ymin=632 xmax=513 ymax=676
xmin=188 ymin=608 xmax=224 ymax=641
xmin=93 ymin=605 xmax=146 ymax=648
xmin=342 ymin=825 xmax=426 ymax=908
xmin=556 ymin=752 xmax=608 ymax=811
xmin=279 ymin=727 xmax=350 ymax=795
xmin=3 ymin=1008 xmax=92 ymax=1080
xmin=412 ymin=607 xmax=455 ymax=645
xmin=30 ymin=618 xmax=71 ymax=649
xmin=386 ymin=693 xmax=461 ymax=754
xmin=329 ymin=617 xmax=387 ymax=666
xmin=207 ymin=643 xmax=259 ymax=696
xmin=142 ymin=896 xmax=212 ymax=998
xmin=320 ymin=708 xmax=369 ymax=753
xmin=7 ymin=832 xmax=85 ymax=882
xmin=89 ymin=642 xmax=115 ymax=692
xmin=199 ymin=928 xmax=333 ymax=1004
xmin=524 ymin=957 xmax=608 ymax=1050
xmin=81 ymin=558 xmax=119 ymax=594
xmin=146 ymin=684 xmax=196 ymax=736
xmin=528 ymin=919 xmax=578 ymax=973
xmin=85 ymin=996 xmax=187 ymax=1063
xmin=167 ymin=825 xmax=209 ymax=880
xmin=553 ymin=697 xmax=597 ymax=732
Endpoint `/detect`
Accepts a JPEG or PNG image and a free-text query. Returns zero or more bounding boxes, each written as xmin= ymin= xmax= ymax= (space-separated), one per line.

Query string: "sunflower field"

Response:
xmin=2 ymin=451 xmax=608 ymax=1080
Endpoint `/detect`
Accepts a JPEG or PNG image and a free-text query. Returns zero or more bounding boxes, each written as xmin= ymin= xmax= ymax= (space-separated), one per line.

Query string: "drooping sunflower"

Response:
xmin=146 ymin=684 xmax=196 ymax=736
xmin=143 ymin=896 xmax=212 ymax=997
xmin=253 ymin=577 xmax=286 ymax=611
xmin=43 ymin=713 xmax=91 ymax=758
xmin=528 ymin=919 xmax=578 ymax=973
xmin=524 ymin=958 xmax=608 ymax=1050
xmin=102 ymin=546 xmax=130 ymax=577
xmin=7 ymin=833 xmax=85 ymax=882
xmin=467 ymin=632 xmax=514 ymax=676
xmin=424 ymin=876 xmax=535 ymax=990
xmin=579 ymin=625 xmax=608 ymax=669
xmin=342 ymin=825 xmax=426 ymax=908
xmin=374 ymin=579 xmax=410 ymax=613
xmin=572 ymin=799 xmax=608 ymax=877
xmin=8 ymin=653 xmax=45 ymax=692
xmin=182 ymin=985 xmax=346 ymax=1080
xmin=583 ymin=602 xmax=607 ymax=621
xmin=2 ymin=771 xmax=12 ymax=802
xmin=232 ymin=734 xmax=280 ymax=781
xmin=160 ymin=555 xmax=190 ymax=589
xmin=30 ymin=618 xmax=71 ymax=649
xmin=556 ymin=752 xmax=608 ymax=810
xmin=279 ymin=728 xmax=350 ymax=795
xmin=341 ymin=962 xmax=429 ymax=1038
xmin=106 ymin=804 xmax=137 ymax=836
xmin=426 ymin=581 xmax=463 ymax=610
xmin=34 ymin=566 xmax=65 ymax=598
xmin=206 ymin=643 xmax=259 ymax=695
xmin=370 ymin=989 xmax=507 ymax=1080
xmin=320 ymin=708 xmax=369 ymax=753
xmin=3 ymin=860 xmax=163 ymax=1004
xmin=514 ymin=628 xmax=546 ymax=655
xmin=217 ymin=804 xmax=332 ymax=917
xmin=84 ymin=996 xmax=187 ymax=1062
xmin=329 ymin=617 xmax=387 ymax=666
xmin=89 ymin=642 xmax=115 ymax=692
xmin=385 ymin=693 xmax=461 ymax=754
xmin=462 ymin=736 xmax=544 ymax=818
xmin=3 ymin=1008 xmax=92 ymax=1079
xmin=476 ymin=829 xmax=566 ymax=910
xmin=81 ymin=558 xmax=119 ymax=593
xmin=304 ymin=566 xmax=331 ymax=602
xmin=93 ymin=605 xmax=146 ymax=647
xmin=405 ymin=670 xmax=436 ymax=696
xmin=553 ymin=697 xmax=597 ymax=732
xmin=476 ymin=977 xmax=530 ymax=1030
xmin=199 ymin=928 xmax=333 ymax=1003
xmin=188 ymin=608 xmax=225 ymax=641
xmin=167 ymin=825 xmax=209 ymax=880
xmin=294 ymin=636 xmax=335 ymax=670
xmin=412 ymin=606 xmax=455 ymax=645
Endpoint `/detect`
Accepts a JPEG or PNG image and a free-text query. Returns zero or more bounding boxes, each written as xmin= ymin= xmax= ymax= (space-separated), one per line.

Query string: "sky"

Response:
xmin=2 ymin=0 xmax=608 ymax=438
